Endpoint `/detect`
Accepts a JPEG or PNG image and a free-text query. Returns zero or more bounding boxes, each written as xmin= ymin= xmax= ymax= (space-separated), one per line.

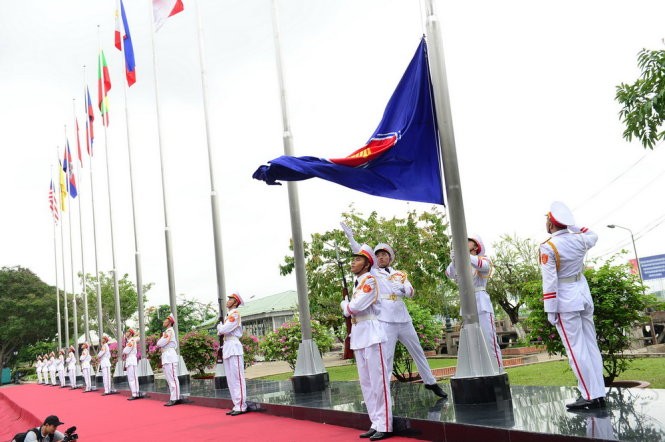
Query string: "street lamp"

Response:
xmin=607 ymin=224 xmax=643 ymax=283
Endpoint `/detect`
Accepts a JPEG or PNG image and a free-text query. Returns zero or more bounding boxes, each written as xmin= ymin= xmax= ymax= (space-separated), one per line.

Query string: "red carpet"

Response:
xmin=1 ymin=384 xmax=412 ymax=441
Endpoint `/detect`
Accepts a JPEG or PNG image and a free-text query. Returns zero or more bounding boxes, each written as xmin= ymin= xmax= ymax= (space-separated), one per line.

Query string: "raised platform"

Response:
xmin=113 ymin=378 xmax=665 ymax=441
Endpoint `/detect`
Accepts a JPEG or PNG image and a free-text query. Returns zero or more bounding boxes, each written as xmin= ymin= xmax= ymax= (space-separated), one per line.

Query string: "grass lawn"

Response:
xmin=257 ymin=357 xmax=665 ymax=388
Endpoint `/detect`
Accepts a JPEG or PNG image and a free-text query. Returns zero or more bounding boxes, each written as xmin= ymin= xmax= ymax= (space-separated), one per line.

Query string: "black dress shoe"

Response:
xmin=164 ymin=400 xmax=177 ymax=407
xmin=229 ymin=410 xmax=245 ymax=416
xmin=369 ymin=432 xmax=392 ymax=441
xmin=566 ymin=396 xmax=606 ymax=410
xmin=359 ymin=428 xmax=376 ymax=438
xmin=226 ymin=410 xmax=234 ymax=415
xmin=127 ymin=396 xmax=137 ymax=401
xmin=424 ymin=383 xmax=448 ymax=398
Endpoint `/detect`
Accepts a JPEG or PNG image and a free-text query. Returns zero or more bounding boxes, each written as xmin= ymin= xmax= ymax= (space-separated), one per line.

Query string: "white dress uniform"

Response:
xmin=66 ymin=349 xmax=76 ymax=388
xmin=341 ymin=245 xmax=393 ymax=435
xmin=57 ymin=353 xmax=66 ymax=387
xmin=36 ymin=359 xmax=43 ymax=384
xmin=123 ymin=337 xmax=140 ymax=398
xmin=217 ymin=306 xmax=247 ymax=413
xmin=97 ymin=342 xmax=112 ymax=393
xmin=80 ymin=347 xmax=92 ymax=391
xmin=540 ymin=203 xmax=605 ymax=402
xmin=48 ymin=355 xmax=57 ymax=385
xmin=156 ymin=324 xmax=180 ymax=402
xmin=445 ymin=235 xmax=504 ymax=369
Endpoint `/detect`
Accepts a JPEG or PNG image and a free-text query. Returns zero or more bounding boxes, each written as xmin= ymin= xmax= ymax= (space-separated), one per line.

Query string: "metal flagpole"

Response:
xmin=96 ymin=28 xmax=124 ymax=382
xmin=120 ymin=57 xmax=154 ymax=383
xmin=59 ymin=146 xmax=70 ymax=350
xmin=148 ymin=5 xmax=188 ymax=380
xmin=270 ymin=0 xmax=327 ymax=393
xmin=65 ymin=126 xmax=80 ymax=371
xmin=52 ymin=165 xmax=63 ymax=350
xmin=72 ymin=100 xmax=86 ymax=380
xmin=193 ymin=0 xmax=227 ymax=389
xmin=423 ymin=0 xmax=509 ymax=404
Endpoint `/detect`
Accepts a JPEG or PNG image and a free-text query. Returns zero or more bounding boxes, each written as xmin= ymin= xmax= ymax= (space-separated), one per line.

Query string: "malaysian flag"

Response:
xmin=49 ymin=179 xmax=59 ymax=223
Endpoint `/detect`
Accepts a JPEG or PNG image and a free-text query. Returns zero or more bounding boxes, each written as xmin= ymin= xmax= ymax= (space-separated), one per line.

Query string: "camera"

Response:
xmin=63 ymin=426 xmax=78 ymax=441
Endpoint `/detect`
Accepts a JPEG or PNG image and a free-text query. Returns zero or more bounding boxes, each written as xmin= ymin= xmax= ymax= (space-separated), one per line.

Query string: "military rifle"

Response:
xmin=335 ymin=244 xmax=354 ymax=360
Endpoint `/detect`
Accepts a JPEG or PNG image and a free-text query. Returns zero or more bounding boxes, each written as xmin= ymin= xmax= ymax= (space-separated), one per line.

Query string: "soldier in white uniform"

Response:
xmin=156 ymin=313 xmax=180 ymax=406
xmin=97 ymin=334 xmax=113 ymax=395
xmin=342 ymin=223 xmax=447 ymax=398
xmin=48 ymin=352 xmax=57 ymax=386
xmin=80 ymin=343 xmax=92 ymax=392
xmin=217 ymin=292 xmax=248 ymax=416
xmin=42 ymin=354 xmax=50 ymax=385
xmin=123 ymin=328 xmax=141 ymax=400
xmin=540 ymin=201 xmax=606 ymax=410
xmin=445 ymin=234 xmax=504 ymax=370
xmin=341 ymin=244 xmax=392 ymax=441
xmin=66 ymin=346 xmax=77 ymax=388
xmin=57 ymin=350 xmax=66 ymax=387
xmin=36 ymin=356 xmax=43 ymax=384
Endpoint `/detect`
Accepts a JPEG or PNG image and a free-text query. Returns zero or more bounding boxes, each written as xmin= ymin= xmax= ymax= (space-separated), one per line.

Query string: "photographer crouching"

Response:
xmin=11 ymin=415 xmax=78 ymax=442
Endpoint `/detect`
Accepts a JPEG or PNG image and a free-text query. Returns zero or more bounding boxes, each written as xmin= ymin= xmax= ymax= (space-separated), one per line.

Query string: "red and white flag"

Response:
xmin=49 ymin=179 xmax=60 ymax=223
xmin=153 ymin=0 xmax=184 ymax=31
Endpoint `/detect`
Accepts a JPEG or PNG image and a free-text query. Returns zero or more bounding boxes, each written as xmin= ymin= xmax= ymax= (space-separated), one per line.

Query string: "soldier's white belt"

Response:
xmin=474 ymin=287 xmax=486 ymax=292
xmin=559 ymin=273 xmax=582 ymax=283
xmin=381 ymin=294 xmax=402 ymax=301
xmin=351 ymin=314 xmax=377 ymax=325
xmin=224 ymin=336 xmax=240 ymax=342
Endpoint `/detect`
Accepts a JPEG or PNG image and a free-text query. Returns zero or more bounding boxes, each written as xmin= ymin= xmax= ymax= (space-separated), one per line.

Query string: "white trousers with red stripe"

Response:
xmin=556 ymin=309 xmax=605 ymax=400
xmin=126 ymin=365 xmax=139 ymax=397
xmin=382 ymin=321 xmax=436 ymax=385
xmin=82 ymin=367 xmax=91 ymax=390
xmin=58 ymin=368 xmax=66 ymax=387
xmin=355 ymin=343 xmax=393 ymax=433
xmin=223 ymin=355 xmax=247 ymax=412
xmin=68 ymin=367 xmax=76 ymax=388
xmin=163 ymin=362 xmax=180 ymax=401
xmin=101 ymin=366 xmax=112 ymax=393
xmin=479 ymin=311 xmax=504 ymax=369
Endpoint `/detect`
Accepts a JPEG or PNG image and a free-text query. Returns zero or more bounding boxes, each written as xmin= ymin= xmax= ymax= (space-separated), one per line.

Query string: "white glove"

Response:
xmin=568 ymin=225 xmax=581 ymax=233
xmin=391 ymin=281 xmax=405 ymax=295
xmin=547 ymin=313 xmax=559 ymax=326
xmin=340 ymin=222 xmax=354 ymax=239
xmin=341 ymin=299 xmax=350 ymax=317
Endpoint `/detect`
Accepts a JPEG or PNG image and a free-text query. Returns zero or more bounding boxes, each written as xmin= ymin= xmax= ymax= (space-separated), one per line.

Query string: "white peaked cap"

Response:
xmin=468 ymin=234 xmax=486 ymax=256
xmin=374 ymin=243 xmax=395 ymax=264
xmin=355 ymin=243 xmax=376 ymax=268
xmin=228 ymin=291 xmax=245 ymax=307
xmin=548 ymin=201 xmax=575 ymax=227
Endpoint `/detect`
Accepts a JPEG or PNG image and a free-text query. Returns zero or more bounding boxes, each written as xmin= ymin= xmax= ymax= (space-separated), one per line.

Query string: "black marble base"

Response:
xmin=113 ymin=375 xmax=128 ymax=384
xmin=138 ymin=375 xmax=154 ymax=386
xmin=178 ymin=374 xmax=191 ymax=385
xmin=214 ymin=376 xmax=228 ymax=390
xmin=291 ymin=372 xmax=329 ymax=393
xmin=110 ymin=377 xmax=665 ymax=442
xmin=450 ymin=373 xmax=511 ymax=404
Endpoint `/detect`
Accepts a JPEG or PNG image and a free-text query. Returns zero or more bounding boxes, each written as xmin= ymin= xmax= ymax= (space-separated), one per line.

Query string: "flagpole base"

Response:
xmin=291 ymin=372 xmax=329 ymax=394
xmin=450 ymin=373 xmax=511 ymax=405
xmin=214 ymin=360 xmax=227 ymax=389
xmin=138 ymin=359 xmax=155 ymax=385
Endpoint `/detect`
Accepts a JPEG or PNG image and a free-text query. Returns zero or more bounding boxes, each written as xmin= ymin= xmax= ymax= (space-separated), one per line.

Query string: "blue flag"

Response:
xmin=253 ymin=39 xmax=444 ymax=205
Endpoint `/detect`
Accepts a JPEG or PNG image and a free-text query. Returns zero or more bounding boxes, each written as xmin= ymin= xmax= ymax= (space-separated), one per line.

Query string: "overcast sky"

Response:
xmin=2 ymin=0 xmax=665 ymax=311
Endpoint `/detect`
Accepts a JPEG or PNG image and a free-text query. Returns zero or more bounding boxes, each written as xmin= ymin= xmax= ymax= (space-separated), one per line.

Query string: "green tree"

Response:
xmin=146 ymin=296 xmax=217 ymax=336
xmin=526 ymin=255 xmax=659 ymax=384
xmin=0 ymin=267 xmax=58 ymax=370
xmin=616 ymin=48 xmax=665 ymax=149
xmin=81 ymin=271 xmax=151 ymax=342
xmin=486 ymin=235 xmax=542 ymax=338
xmin=279 ymin=207 xmax=455 ymax=339
xmin=261 ymin=318 xmax=334 ymax=370
xmin=180 ymin=330 xmax=219 ymax=376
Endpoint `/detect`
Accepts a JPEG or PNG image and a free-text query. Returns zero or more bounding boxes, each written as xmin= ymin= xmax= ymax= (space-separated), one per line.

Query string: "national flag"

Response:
xmin=253 ymin=39 xmax=444 ymax=205
xmin=85 ymin=86 xmax=95 ymax=155
xmin=48 ymin=180 xmax=59 ymax=223
xmin=59 ymin=163 xmax=67 ymax=212
xmin=153 ymin=0 xmax=184 ymax=31
xmin=75 ymin=118 xmax=83 ymax=167
xmin=98 ymin=50 xmax=112 ymax=126
xmin=115 ymin=0 xmax=137 ymax=86
xmin=62 ymin=142 xmax=73 ymax=173
xmin=63 ymin=144 xmax=78 ymax=199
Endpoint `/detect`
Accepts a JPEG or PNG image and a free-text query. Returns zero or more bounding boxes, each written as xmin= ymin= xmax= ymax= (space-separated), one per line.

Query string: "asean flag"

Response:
xmin=253 ymin=39 xmax=444 ymax=205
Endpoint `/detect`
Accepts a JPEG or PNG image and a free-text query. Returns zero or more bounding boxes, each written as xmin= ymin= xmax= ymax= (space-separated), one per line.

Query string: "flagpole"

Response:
xmin=120 ymin=52 xmax=154 ymax=384
xmin=73 ymin=100 xmax=86 ymax=379
xmin=97 ymin=28 xmax=124 ymax=384
xmin=84 ymin=67 xmax=105 ymax=386
xmin=148 ymin=6 xmax=188 ymax=380
xmin=59 ymin=146 xmax=70 ymax=350
xmin=52 ymin=165 xmax=63 ymax=350
xmin=423 ymin=0 xmax=509 ymax=404
xmin=270 ymin=0 xmax=327 ymax=393
xmin=65 ymin=127 xmax=81 ymax=367
xmin=193 ymin=0 xmax=227 ymax=389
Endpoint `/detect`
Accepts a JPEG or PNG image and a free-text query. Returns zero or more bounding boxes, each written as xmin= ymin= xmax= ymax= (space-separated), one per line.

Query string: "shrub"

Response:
xmin=261 ymin=317 xmax=334 ymax=370
xmin=180 ymin=330 xmax=219 ymax=375
xmin=240 ymin=334 xmax=260 ymax=368
xmin=145 ymin=333 xmax=164 ymax=370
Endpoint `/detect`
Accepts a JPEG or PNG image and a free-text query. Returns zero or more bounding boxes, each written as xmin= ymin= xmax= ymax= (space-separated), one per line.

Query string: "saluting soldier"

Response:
xmin=36 ymin=356 xmax=43 ymax=385
xmin=156 ymin=313 xmax=180 ymax=406
xmin=217 ymin=292 xmax=248 ymax=416
xmin=341 ymin=244 xmax=392 ymax=441
xmin=540 ymin=201 xmax=606 ymax=410
xmin=48 ymin=352 xmax=57 ymax=386
xmin=123 ymin=328 xmax=141 ymax=400
xmin=342 ymin=223 xmax=447 ymax=398
xmin=80 ymin=342 xmax=92 ymax=392
xmin=446 ymin=234 xmax=504 ymax=369
xmin=66 ymin=345 xmax=77 ymax=389
xmin=97 ymin=334 xmax=113 ymax=395
xmin=57 ymin=349 xmax=66 ymax=387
